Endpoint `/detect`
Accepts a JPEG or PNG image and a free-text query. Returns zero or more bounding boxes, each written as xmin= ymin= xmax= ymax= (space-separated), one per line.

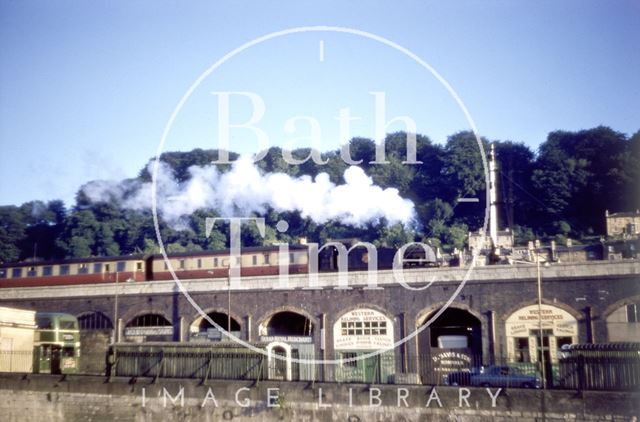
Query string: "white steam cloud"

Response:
xmin=82 ymin=156 xmax=415 ymax=227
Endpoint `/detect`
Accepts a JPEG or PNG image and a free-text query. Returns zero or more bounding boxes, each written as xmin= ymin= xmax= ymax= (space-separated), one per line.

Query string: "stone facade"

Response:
xmin=0 ymin=374 xmax=638 ymax=422
xmin=1 ymin=260 xmax=638 ymax=380
xmin=606 ymin=210 xmax=640 ymax=237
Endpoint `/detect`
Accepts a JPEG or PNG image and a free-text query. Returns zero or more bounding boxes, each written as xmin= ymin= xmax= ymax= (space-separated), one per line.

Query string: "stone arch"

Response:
xmin=190 ymin=307 xmax=243 ymax=332
xmin=602 ymin=295 xmax=640 ymax=342
xmin=76 ymin=311 xmax=113 ymax=330
xmin=602 ymin=294 xmax=640 ymax=320
xmin=503 ymin=302 xmax=580 ymax=364
xmin=266 ymin=341 xmax=292 ymax=381
xmin=124 ymin=310 xmax=173 ymax=327
xmin=413 ymin=302 xmax=488 ymax=381
xmin=258 ymin=306 xmax=317 ymax=337
xmin=500 ymin=299 xmax=583 ymax=323
xmin=332 ymin=303 xmax=395 ymax=325
xmin=122 ymin=310 xmax=174 ymax=342
xmin=415 ymin=301 xmax=486 ymax=328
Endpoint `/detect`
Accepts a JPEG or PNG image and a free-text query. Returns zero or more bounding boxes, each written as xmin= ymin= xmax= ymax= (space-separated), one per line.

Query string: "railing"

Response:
xmin=557 ymin=346 xmax=640 ymax=391
xmin=3 ymin=345 xmax=637 ymax=391
xmin=112 ymin=349 xmax=267 ymax=381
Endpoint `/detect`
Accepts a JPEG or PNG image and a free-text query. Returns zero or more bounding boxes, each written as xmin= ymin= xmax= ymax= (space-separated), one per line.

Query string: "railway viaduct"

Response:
xmin=1 ymin=260 xmax=638 ymax=377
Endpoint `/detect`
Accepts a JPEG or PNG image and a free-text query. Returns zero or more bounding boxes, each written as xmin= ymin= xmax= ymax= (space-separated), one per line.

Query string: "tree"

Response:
xmin=533 ymin=126 xmax=630 ymax=235
xmin=0 ymin=206 xmax=26 ymax=263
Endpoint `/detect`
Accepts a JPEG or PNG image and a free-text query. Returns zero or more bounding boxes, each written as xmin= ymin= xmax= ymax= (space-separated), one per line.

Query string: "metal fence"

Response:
xmin=3 ymin=344 xmax=637 ymax=391
xmin=557 ymin=346 xmax=640 ymax=391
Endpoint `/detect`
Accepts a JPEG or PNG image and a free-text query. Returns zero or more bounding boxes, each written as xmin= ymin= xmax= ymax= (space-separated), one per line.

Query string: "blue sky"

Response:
xmin=1 ymin=0 xmax=638 ymax=207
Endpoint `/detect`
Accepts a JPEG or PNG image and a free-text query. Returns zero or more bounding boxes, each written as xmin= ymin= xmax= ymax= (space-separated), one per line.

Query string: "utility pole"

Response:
xmin=227 ymin=266 xmax=231 ymax=334
xmin=113 ymin=272 xmax=119 ymax=343
xmin=536 ymin=249 xmax=547 ymax=389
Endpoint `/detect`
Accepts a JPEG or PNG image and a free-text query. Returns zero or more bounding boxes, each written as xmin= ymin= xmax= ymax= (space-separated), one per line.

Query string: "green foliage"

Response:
xmin=375 ymin=224 xmax=415 ymax=248
xmin=1 ymin=126 xmax=638 ymax=263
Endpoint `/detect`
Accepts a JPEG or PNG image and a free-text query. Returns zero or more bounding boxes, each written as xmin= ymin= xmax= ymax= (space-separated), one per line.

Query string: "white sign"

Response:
xmin=333 ymin=309 xmax=393 ymax=350
xmin=505 ymin=304 xmax=578 ymax=337
xmin=124 ymin=326 xmax=173 ymax=337
xmin=259 ymin=336 xmax=312 ymax=343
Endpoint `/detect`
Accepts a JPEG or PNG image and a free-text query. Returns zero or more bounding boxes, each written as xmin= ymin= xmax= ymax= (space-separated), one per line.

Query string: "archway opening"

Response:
xmin=191 ymin=311 xmax=241 ymax=341
xmin=77 ymin=311 xmax=114 ymax=375
xmin=606 ymin=302 xmax=640 ymax=342
xmin=422 ymin=308 xmax=482 ymax=351
xmin=417 ymin=307 xmax=482 ymax=384
xmin=264 ymin=311 xmax=313 ymax=337
xmin=124 ymin=313 xmax=173 ymax=342
xmin=505 ymin=304 xmax=578 ymax=365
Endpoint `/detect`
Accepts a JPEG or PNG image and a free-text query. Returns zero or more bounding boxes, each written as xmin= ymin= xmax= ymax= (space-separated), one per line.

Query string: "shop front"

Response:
xmin=505 ymin=304 xmax=578 ymax=364
xmin=333 ymin=308 xmax=395 ymax=383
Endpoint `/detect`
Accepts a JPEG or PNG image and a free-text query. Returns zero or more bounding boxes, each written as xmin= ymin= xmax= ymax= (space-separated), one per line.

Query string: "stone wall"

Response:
xmin=0 ymin=374 xmax=638 ymax=422
xmin=79 ymin=330 xmax=111 ymax=375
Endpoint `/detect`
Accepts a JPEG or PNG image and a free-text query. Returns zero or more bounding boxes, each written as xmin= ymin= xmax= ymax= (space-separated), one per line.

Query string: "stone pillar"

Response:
xmin=179 ymin=317 xmax=188 ymax=342
xmin=584 ymin=306 xmax=595 ymax=343
xmin=319 ymin=313 xmax=327 ymax=382
xmin=245 ymin=315 xmax=252 ymax=342
xmin=115 ymin=318 xmax=123 ymax=343
xmin=398 ymin=312 xmax=407 ymax=373
xmin=487 ymin=310 xmax=497 ymax=364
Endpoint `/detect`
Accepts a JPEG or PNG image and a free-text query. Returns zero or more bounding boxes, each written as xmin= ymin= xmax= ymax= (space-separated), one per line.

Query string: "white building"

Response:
xmin=0 ymin=306 xmax=36 ymax=372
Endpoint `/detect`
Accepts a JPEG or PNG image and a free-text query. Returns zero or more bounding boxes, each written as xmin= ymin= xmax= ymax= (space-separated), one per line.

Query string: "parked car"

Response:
xmin=442 ymin=367 xmax=481 ymax=386
xmin=443 ymin=365 xmax=540 ymax=388
xmin=471 ymin=365 xmax=541 ymax=388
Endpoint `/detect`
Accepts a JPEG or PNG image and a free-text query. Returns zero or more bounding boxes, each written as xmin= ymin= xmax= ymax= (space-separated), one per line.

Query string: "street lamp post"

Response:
xmin=227 ymin=267 xmax=231 ymax=335
xmin=535 ymin=249 xmax=547 ymax=390
xmin=510 ymin=250 xmax=547 ymax=389
xmin=113 ymin=272 xmax=119 ymax=343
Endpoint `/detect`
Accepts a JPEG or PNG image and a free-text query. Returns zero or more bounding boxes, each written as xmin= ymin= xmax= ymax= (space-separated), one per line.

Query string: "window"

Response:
xmin=556 ymin=336 xmax=573 ymax=349
xmin=36 ymin=317 xmax=53 ymax=329
xmin=42 ymin=266 xmax=53 ymax=276
xmin=104 ymin=263 xmax=111 ymax=273
xmin=27 ymin=266 xmax=37 ymax=277
xmin=179 ymin=259 xmax=185 ymax=269
xmin=0 ymin=269 xmax=6 ymax=278
xmin=213 ymin=257 xmax=219 ymax=267
xmin=341 ymin=320 xmax=387 ymax=336
xmin=252 ymin=255 xmax=257 ymax=265
xmin=128 ymin=313 xmax=171 ymax=327
xmin=627 ymin=304 xmax=639 ymax=323
xmin=78 ymin=264 xmax=89 ymax=274
xmin=93 ymin=263 xmax=102 ymax=273
xmin=12 ymin=268 xmax=22 ymax=278
xmin=289 ymin=253 xmax=294 ymax=264
xmin=197 ymin=259 xmax=202 ymax=269
xmin=514 ymin=337 xmax=530 ymax=362
xmin=78 ymin=312 xmax=112 ymax=330
xmin=59 ymin=265 xmax=70 ymax=276
xmin=59 ymin=320 xmax=78 ymax=330
xmin=342 ymin=352 xmax=358 ymax=368
xmin=136 ymin=262 xmax=143 ymax=271
xmin=264 ymin=254 xmax=270 ymax=264
xmin=116 ymin=261 xmax=126 ymax=272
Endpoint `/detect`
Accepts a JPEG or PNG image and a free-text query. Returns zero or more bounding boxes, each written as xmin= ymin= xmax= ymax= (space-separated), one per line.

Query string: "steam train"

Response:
xmin=0 ymin=243 xmax=437 ymax=289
